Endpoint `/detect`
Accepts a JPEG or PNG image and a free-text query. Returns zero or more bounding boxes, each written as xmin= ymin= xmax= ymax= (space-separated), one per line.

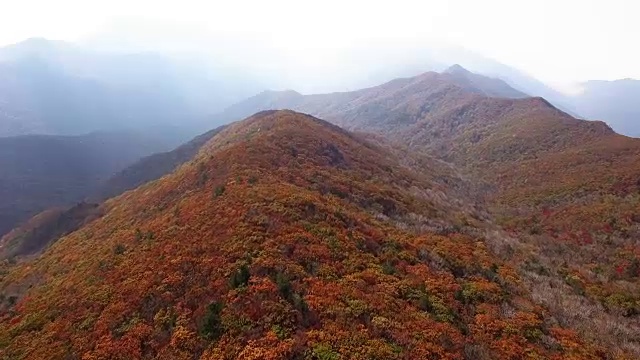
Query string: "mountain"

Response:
xmin=2 ymin=65 xmax=639 ymax=357
xmin=217 ymin=67 xmax=604 ymax=160
xmin=571 ymin=78 xmax=640 ymax=136
xmin=215 ymin=70 xmax=640 ymax=356
xmin=0 ymin=131 xmax=181 ymax=237
xmin=456 ymin=58 xmax=576 ymax=115
xmin=0 ymin=38 xmax=263 ymax=137
xmin=0 ymin=110 xmax=604 ymax=359
xmin=217 ymin=66 xmax=532 ymax=128
xmin=330 ymin=43 xmax=577 ymax=114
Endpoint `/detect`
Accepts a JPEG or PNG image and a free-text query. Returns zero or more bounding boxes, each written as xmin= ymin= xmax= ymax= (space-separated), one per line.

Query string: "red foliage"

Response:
xmin=0 ymin=111 xmax=608 ymax=359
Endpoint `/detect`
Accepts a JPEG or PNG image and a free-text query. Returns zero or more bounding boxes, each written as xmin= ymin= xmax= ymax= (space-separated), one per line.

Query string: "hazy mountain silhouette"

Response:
xmin=0 ymin=38 xmax=264 ymax=137
xmin=571 ymin=78 xmax=640 ymax=136
xmin=0 ymin=38 xmax=586 ymax=137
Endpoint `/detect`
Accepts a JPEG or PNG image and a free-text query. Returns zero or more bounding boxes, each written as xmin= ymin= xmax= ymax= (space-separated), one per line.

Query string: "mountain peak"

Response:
xmin=444 ymin=63 xmax=471 ymax=75
xmin=200 ymin=109 xmax=355 ymax=159
xmin=3 ymin=37 xmax=69 ymax=53
xmin=0 ymin=37 xmax=77 ymax=63
xmin=261 ymin=89 xmax=302 ymax=97
xmin=440 ymin=64 xmax=529 ymax=99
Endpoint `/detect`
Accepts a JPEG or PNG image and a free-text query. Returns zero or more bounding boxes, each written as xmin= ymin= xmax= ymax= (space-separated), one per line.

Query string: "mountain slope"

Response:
xmin=217 ymin=73 xmax=640 ymax=356
xmin=0 ymin=111 xmax=602 ymax=359
xmin=0 ymin=131 xmax=179 ymax=237
xmin=0 ymin=203 xmax=102 ymax=259
xmin=571 ymin=78 xmax=640 ymax=136
xmin=0 ymin=126 xmax=227 ymax=260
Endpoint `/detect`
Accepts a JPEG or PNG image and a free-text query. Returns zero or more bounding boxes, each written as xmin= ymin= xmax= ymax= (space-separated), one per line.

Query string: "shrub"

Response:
xmin=200 ymin=301 xmax=224 ymax=340
xmin=275 ymin=272 xmax=293 ymax=299
xmin=229 ymin=264 xmax=251 ymax=289
xmin=214 ymin=185 xmax=226 ymax=197
xmin=291 ymin=293 xmax=309 ymax=313
xmin=271 ymin=324 xmax=289 ymax=340
xmin=311 ymin=344 xmax=340 ymax=360
xmin=418 ymin=291 xmax=456 ymax=323
xmin=455 ymin=283 xmax=481 ymax=305
xmin=113 ymin=244 xmax=126 ymax=255
xmin=382 ymin=261 xmax=396 ymax=275
xmin=197 ymin=163 xmax=208 ymax=186
xmin=626 ymin=258 xmax=640 ymax=278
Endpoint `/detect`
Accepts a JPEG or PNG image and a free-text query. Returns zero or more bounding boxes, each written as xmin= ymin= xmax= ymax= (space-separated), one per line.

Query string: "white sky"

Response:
xmin=0 ymin=0 xmax=637 ymax=88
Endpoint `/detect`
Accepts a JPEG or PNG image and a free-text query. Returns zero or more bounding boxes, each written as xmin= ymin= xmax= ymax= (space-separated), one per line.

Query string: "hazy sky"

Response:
xmin=0 ymin=0 xmax=637 ymax=88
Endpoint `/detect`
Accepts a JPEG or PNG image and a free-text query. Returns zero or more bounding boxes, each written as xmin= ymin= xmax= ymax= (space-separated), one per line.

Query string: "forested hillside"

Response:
xmin=211 ymin=69 xmax=640 ymax=356
xmin=0 ymin=111 xmax=606 ymax=359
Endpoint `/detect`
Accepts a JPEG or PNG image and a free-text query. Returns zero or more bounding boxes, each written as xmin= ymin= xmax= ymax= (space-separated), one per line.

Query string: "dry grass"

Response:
xmin=484 ymin=228 xmax=640 ymax=359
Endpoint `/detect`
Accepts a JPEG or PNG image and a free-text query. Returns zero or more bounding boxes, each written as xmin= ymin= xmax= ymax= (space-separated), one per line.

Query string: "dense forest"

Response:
xmin=1 ymin=62 xmax=639 ymax=359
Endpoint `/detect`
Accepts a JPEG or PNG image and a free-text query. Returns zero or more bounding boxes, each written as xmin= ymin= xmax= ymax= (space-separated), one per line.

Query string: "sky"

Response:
xmin=0 ymin=0 xmax=637 ymax=90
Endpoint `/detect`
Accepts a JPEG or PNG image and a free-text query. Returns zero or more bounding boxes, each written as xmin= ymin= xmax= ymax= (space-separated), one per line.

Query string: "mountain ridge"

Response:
xmin=0 ymin=110 xmax=605 ymax=359
xmin=442 ymin=64 xmax=529 ymax=99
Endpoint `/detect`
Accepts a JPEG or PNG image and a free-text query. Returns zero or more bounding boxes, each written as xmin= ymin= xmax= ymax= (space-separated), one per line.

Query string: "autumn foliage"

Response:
xmin=0 ymin=111 xmax=607 ymax=359
xmin=217 ymin=70 xmax=640 ymax=357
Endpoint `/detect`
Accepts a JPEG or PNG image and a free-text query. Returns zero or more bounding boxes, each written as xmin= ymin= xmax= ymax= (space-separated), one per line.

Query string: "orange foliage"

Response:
xmin=0 ymin=111 xmax=605 ymax=359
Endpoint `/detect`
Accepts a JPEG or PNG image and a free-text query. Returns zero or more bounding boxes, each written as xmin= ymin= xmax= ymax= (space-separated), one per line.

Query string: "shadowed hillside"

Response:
xmin=0 ymin=131 xmax=179 ymax=237
xmin=95 ymin=125 xmax=228 ymax=201
xmin=0 ymin=203 xmax=102 ymax=259
xmin=0 ymin=126 xmax=228 ymax=261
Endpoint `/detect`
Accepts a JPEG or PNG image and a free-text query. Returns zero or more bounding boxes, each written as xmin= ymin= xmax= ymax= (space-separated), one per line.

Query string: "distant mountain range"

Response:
xmin=0 ymin=38 xmax=264 ymax=137
xmin=0 ymin=38 xmax=637 ymax=137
